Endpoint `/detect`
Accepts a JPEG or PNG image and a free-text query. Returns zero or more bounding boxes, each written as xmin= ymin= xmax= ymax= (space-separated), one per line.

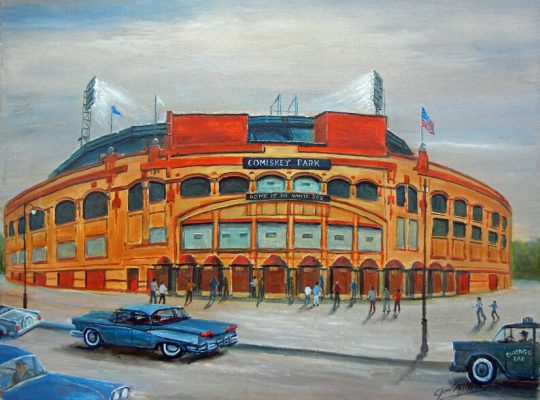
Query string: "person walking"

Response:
xmin=158 ymin=281 xmax=167 ymax=304
xmin=313 ymin=282 xmax=321 ymax=306
xmin=489 ymin=300 xmax=500 ymax=320
xmin=368 ymin=286 xmax=376 ymax=313
xmin=222 ymin=276 xmax=230 ymax=300
xmin=185 ymin=279 xmax=194 ymax=305
xmin=319 ymin=276 xmax=325 ymax=302
xmin=149 ymin=278 xmax=158 ymax=303
xmin=392 ymin=289 xmax=402 ymax=313
xmin=250 ymin=277 xmax=257 ymax=298
xmin=382 ymin=286 xmax=391 ymax=314
xmin=333 ymin=281 xmax=341 ymax=308
xmin=304 ymin=284 xmax=312 ymax=306
xmin=473 ymin=297 xmax=487 ymax=324
xmin=257 ymin=277 xmax=264 ymax=302
xmin=350 ymin=280 xmax=358 ymax=302
xmin=210 ymin=277 xmax=219 ymax=301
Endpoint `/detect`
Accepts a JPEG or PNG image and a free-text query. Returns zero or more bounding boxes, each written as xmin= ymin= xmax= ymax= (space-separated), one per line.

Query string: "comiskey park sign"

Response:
xmin=243 ymin=157 xmax=331 ymax=170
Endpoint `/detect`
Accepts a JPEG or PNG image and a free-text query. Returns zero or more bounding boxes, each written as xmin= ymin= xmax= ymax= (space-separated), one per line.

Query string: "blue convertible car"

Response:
xmin=71 ymin=304 xmax=238 ymax=358
xmin=0 ymin=344 xmax=130 ymax=399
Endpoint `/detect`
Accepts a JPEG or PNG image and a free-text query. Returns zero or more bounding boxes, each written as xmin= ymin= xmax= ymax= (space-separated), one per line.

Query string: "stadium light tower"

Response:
xmin=79 ymin=76 xmax=97 ymax=147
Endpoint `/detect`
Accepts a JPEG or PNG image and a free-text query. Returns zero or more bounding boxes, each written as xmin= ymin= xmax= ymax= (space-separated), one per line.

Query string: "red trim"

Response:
xmin=182 ymin=219 xmax=213 ymax=225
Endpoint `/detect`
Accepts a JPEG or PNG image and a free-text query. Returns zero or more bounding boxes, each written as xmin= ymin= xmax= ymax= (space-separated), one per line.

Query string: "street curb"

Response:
xmin=38 ymin=322 xmax=448 ymax=368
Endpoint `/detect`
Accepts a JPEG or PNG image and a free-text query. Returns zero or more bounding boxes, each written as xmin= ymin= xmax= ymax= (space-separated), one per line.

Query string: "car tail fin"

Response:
xmin=200 ymin=331 xmax=214 ymax=337
xmin=226 ymin=325 xmax=237 ymax=332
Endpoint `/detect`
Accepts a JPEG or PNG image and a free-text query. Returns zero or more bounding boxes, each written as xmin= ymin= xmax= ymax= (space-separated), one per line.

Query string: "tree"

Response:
xmin=511 ymin=238 xmax=540 ymax=281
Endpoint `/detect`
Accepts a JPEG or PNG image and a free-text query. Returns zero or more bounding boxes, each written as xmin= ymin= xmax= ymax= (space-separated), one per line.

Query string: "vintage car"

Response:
xmin=450 ymin=317 xmax=540 ymax=385
xmin=0 ymin=305 xmax=41 ymax=338
xmin=71 ymin=304 xmax=238 ymax=358
xmin=0 ymin=344 xmax=130 ymax=399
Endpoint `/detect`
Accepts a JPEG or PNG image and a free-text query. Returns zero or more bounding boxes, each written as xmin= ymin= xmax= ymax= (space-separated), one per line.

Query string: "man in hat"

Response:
xmin=518 ymin=330 xmax=530 ymax=342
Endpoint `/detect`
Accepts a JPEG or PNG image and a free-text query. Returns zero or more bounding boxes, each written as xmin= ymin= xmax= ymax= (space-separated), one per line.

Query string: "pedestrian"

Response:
xmin=210 ymin=277 xmax=218 ymax=301
xmin=333 ymin=281 xmax=341 ymax=308
xmin=158 ymin=281 xmax=167 ymax=304
xmin=489 ymin=300 xmax=499 ymax=320
xmin=350 ymin=280 xmax=357 ymax=302
xmin=319 ymin=276 xmax=325 ymax=302
xmin=368 ymin=286 xmax=376 ymax=313
xmin=250 ymin=277 xmax=257 ymax=298
xmin=304 ymin=284 xmax=312 ymax=306
xmin=257 ymin=278 xmax=264 ymax=301
xmin=382 ymin=286 xmax=391 ymax=314
xmin=473 ymin=297 xmax=487 ymax=324
xmin=313 ymin=282 xmax=321 ymax=306
xmin=185 ymin=279 xmax=194 ymax=305
xmin=149 ymin=278 xmax=158 ymax=303
xmin=222 ymin=276 xmax=229 ymax=300
xmin=392 ymin=289 xmax=402 ymax=313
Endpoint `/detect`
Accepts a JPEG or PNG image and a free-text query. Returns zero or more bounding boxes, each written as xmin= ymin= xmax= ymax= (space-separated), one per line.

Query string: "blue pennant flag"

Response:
xmin=111 ymin=105 xmax=122 ymax=117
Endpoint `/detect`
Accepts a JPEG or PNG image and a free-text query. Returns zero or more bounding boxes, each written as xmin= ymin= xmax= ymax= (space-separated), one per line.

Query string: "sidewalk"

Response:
xmin=1 ymin=276 xmax=538 ymax=362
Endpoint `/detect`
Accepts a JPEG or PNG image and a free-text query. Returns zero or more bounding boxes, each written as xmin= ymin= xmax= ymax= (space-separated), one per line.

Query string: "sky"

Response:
xmin=0 ymin=0 xmax=539 ymax=239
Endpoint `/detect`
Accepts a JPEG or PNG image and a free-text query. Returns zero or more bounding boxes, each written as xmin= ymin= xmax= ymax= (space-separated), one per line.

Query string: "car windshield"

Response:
xmin=0 ymin=355 xmax=47 ymax=392
xmin=151 ymin=307 xmax=189 ymax=325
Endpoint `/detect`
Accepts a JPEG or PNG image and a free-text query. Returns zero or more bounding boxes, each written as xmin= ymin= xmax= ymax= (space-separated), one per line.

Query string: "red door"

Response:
xmin=177 ymin=267 xmax=193 ymax=291
xmin=264 ymin=267 xmax=286 ymax=294
xmin=445 ymin=272 xmax=456 ymax=294
xmin=387 ymin=269 xmax=403 ymax=293
xmin=58 ymin=271 xmax=74 ymax=288
xmin=232 ymin=266 xmax=250 ymax=293
xmin=333 ymin=267 xmax=352 ymax=295
xmin=299 ymin=267 xmax=320 ymax=292
xmin=414 ymin=270 xmax=424 ymax=295
xmin=431 ymin=270 xmax=442 ymax=294
xmin=457 ymin=272 xmax=470 ymax=294
xmin=362 ymin=269 xmax=378 ymax=295
xmin=128 ymin=269 xmax=139 ymax=293
xmin=86 ymin=270 xmax=106 ymax=290
xmin=201 ymin=267 xmax=219 ymax=291
xmin=488 ymin=274 xmax=498 ymax=291
xmin=34 ymin=273 xmax=46 ymax=286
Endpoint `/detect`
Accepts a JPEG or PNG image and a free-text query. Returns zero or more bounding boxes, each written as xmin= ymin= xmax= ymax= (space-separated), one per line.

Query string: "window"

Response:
xmin=293 ymin=176 xmax=321 ymax=193
xmin=182 ymin=224 xmax=213 ymax=250
xmin=18 ymin=216 xmax=26 ymax=235
xmin=397 ymin=217 xmax=406 ymax=249
xmin=8 ymin=221 xmax=15 ymax=237
xmin=358 ymin=226 xmax=382 ymax=252
xmin=431 ymin=194 xmax=447 ymax=214
xmin=219 ymin=223 xmax=251 ymax=249
xmin=55 ymin=200 xmax=76 ymax=225
xmin=327 ymin=225 xmax=353 ymax=250
xmin=432 ymin=218 xmax=449 ymax=237
xmin=407 ymin=187 xmax=418 ymax=213
xmin=85 ymin=237 xmax=107 ymax=257
xmin=149 ymin=182 xmax=166 ymax=203
xmin=257 ymin=222 xmax=287 ymax=249
xmin=502 ymin=216 xmax=507 ymax=230
xmin=453 ymin=221 xmax=466 ymax=238
xmin=149 ymin=227 xmax=167 ymax=244
xmin=396 ymin=186 xmax=406 ymax=207
xmin=128 ymin=183 xmax=144 ymax=211
xmin=502 ymin=235 xmax=507 ymax=249
xmin=29 ymin=210 xmax=45 ymax=231
xmin=83 ymin=192 xmax=108 ymax=219
xmin=256 ymin=176 xmax=286 ymax=193
xmin=491 ymin=212 xmax=500 ymax=228
xmin=472 ymin=205 xmax=483 ymax=222
xmin=294 ymin=223 xmax=321 ymax=249
xmin=11 ymin=252 xmax=18 ymax=265
xmin=397 ymin=218 xmax=418 ymax=250
xmin=408 ymin=220 xmax=418 ymax=250
xmin=471 ymin=226 xmax=482 ymax=241
xmin=327 ymin=179 xmax=350 ymax=198
xmin=57 ymin=241 xmax=76 ymax=259
xmin=32 ymin=247 xmax=47 ymax=262
xmin=488 ymin=231 xmax=498 ymax=246
xmin=454 ymin=200 xmax=467 ymax=218
xmin=356 ymin=182 xmax=378 ymax=201
xmin=219 ymin=177 xmax=249 ymax=195
xmin=181 ymin=177 xmax=211 ymax=197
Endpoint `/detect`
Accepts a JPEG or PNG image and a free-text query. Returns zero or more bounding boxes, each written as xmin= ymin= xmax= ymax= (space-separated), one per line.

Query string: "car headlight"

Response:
xmin=120 ymin=387 xmax=130 ymax=399
xmin=111 ymin=390 xmax=120 ymax=400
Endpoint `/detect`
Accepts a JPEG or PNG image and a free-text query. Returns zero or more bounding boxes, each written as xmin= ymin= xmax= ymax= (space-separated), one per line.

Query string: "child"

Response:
xmin=489 ymin=300 xmax=500 ymax=320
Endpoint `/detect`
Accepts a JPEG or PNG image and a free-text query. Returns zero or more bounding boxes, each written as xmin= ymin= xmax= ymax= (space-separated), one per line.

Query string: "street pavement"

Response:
xmin=0 ymin=276 xmax=539 ymax=363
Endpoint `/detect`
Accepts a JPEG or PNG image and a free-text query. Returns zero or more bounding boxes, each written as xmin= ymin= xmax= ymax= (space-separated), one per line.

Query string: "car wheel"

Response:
xmin=83 ymin=328 xmax=102 ymax=349
xmin=161 ymin=342 xmax=183 ymax=359
xmin=467 ymin=357 xmax=497 ymax=385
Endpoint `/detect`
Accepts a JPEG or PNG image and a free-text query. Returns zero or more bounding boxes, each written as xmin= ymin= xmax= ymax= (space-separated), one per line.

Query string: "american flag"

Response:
xmin=421 ymin=107 xmax=435 ymax=135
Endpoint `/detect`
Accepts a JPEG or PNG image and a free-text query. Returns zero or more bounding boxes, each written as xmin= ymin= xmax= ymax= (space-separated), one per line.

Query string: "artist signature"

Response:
xmin=433 ymin=382 xmax=486 ymax=400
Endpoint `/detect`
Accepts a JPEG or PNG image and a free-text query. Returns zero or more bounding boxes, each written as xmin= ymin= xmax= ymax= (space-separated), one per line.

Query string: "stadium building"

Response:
xmin=3 ymin=111 xmax=511 ymax=298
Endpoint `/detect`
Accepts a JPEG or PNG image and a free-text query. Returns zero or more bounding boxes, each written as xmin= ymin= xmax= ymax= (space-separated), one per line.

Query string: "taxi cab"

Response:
xmin=450 ymin=317 xmax=540 ymax=385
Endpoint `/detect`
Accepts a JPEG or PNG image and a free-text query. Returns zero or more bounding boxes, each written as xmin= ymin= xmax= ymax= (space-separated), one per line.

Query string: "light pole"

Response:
xmin=421 ymin=178 xmax=429 ymax=355
xmin=22 ymin=203 xmax=36 ymax=309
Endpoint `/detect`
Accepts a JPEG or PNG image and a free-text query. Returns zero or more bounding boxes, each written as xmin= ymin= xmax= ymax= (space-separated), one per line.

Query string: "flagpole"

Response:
xmin=110 ymin=107 xmax=113 ymax=134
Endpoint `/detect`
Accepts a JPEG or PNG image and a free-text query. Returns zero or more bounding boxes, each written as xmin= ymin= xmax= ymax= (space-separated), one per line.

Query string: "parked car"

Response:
xmin=0 ymin=305 xmax=41 ymax=338
xmin=450 ymin=317 xmax=540 ymax=385
xmin=0 ymin=344 xmax=130 ymax=399
xmin=71 ymin=304 xmax=238 ymax=358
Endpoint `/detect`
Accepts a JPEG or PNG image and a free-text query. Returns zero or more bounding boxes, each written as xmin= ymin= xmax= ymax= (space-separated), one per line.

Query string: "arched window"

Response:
xmin=502 ymin=216 xmax=507 ymax=230
xmin=407 ymin=186 xmax=418 ymax=213
xmin=29 ymin=210 xmax=45 ymax=231
xmin=128 ymin=183 xmax=144 ymax=211
xmin=55 ymin=200 xmax=76 ymax=225
xmin=83 ymin=192 xmax=108 ymax=219
xmin=454 ymin=200 xmax=467 ymax=217
xmin=181 ymin=177 xmax=211 ymax=197
xmin=431 ymin=194 xmax=447 ymax=214
xmin=327 ymin=179 xmax=350 ymax=198
xmin=149 ymin=181 xmax=166 ymax=203
xmin=219 ymin=176 xmax=249 ymax=194
xmin=18 ymin=216 xmax=26 ymax=235
xmin=8 ymin=221 xmax=15 ymax=237
xmin=491 ymin=212 xmax=500 ymax=228
xmin=472 ymin=205 xmax=483 ymax=222
xmin=396 ymin=186 xmax=406 ymax=206
xmin=293 ymin=176 xmax=321 ymax=193
xmin=356 ymin=181 xmax=378 ymax=201
xmin=256 ymin=175 xmax=286 ymax=193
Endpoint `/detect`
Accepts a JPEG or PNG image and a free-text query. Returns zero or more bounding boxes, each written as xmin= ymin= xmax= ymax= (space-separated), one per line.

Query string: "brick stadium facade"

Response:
xmin=3 ymin=111 xmax=512 ymax=298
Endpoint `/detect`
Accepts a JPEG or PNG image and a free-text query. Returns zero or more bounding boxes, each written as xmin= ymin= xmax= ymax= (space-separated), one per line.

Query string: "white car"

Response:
xmin=0 ymin=305 xmax=41 ymax=338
